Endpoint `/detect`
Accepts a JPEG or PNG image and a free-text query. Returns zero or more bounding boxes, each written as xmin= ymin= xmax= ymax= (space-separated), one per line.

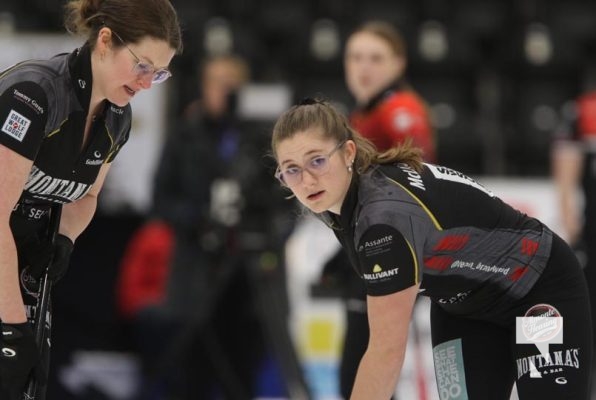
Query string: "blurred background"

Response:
xmin=1 ymin=0 xmax=595 ymax=399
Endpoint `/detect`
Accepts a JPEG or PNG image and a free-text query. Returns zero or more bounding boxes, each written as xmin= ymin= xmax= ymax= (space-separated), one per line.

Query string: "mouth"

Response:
xmin=124 ymin=85 xmax=137 ymax=97
xmin=307 ymin=190 xmax=324 ymax=201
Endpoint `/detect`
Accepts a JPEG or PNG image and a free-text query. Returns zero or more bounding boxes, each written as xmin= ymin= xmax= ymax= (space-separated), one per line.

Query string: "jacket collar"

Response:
xmin=325 ymin=174 xmax=361 ymax=230
xmin=68 ymin=43 xmax=93 ymax=114
xmin=359 ymin=79 xmax=407 ymax=113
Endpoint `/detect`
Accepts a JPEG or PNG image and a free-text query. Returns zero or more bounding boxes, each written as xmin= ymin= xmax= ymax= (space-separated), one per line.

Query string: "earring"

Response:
xmin=348 ymin=161 xmax=354 ymax=173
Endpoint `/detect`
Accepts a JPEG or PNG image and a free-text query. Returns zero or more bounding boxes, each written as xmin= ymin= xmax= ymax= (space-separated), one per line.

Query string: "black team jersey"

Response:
xmin=0 ymin=44 xmax=131 ymax=210
xmin=327 ymin=163 xmax=553 ymax=318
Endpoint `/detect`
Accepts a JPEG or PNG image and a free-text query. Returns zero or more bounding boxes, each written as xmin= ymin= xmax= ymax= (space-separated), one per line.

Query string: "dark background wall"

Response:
xmin=2 ymin=0 xmax=595 ymax=176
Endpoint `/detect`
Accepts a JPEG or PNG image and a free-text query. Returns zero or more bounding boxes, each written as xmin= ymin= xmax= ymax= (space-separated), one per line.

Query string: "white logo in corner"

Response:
xmin=2 ymin=110 xmax=31 ymax=142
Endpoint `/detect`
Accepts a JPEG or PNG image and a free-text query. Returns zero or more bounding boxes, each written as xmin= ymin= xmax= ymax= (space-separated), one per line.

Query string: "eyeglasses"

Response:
xmin=111 ymin=31 xmax=172 ymax=84
xmin=275 ymin=141 xmax=346 ymax=187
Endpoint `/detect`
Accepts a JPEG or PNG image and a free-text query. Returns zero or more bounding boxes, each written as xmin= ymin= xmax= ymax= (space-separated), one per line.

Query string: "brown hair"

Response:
xmin=271 ymin=98 xmax=423 ymax=173
xmin=348 ymin=20 xmax=407 ymax=59
xmin=64 ymin=0 xmax=183 ymax=53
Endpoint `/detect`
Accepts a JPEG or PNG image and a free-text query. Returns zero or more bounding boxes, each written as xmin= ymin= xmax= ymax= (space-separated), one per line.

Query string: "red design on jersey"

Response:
xmin=351 ymin=90 xmax=435 ymax=161
xmin=433 ymin=234 xmax=470 ymax=252
xmin=424 ymin=255 xmax=453 ymax=271
xmin=509 ymin=266 xmax=528 ymax=282
xmin=521 ymin=237 xmax=539 ymax=256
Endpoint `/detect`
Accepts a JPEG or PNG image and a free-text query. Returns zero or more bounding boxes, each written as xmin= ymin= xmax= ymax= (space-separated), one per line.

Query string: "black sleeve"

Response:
xmin=0 ymin=82 xmax=48 ymax=160
xmin=356 ymin=223 xmax=419 ymax=296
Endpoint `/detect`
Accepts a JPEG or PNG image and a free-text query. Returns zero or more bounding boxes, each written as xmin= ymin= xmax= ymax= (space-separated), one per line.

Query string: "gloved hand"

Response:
xmin=0 ymin=322 xmax=42 ymax=399
xmin=17 ymin=233 xmax=74 ymax=282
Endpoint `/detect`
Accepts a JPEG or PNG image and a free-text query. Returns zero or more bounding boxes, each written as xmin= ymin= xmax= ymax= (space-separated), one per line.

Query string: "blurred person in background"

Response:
xmin=319 ymin=20 xmax=435 ymax=399
xmin=551 ymin=88 xmax=596 ymax=390
xmin=271 ymin=98 xmax=592 ymax=400
xmin=121 ymin=53 xmax=292 ymax=399
xmin=0 ymin=0 xmax=181 ymax=398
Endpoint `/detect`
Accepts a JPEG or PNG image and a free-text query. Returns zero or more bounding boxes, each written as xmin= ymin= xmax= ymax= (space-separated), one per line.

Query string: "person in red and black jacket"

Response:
xmin=322 ymin=20 xmax=436 ymax=399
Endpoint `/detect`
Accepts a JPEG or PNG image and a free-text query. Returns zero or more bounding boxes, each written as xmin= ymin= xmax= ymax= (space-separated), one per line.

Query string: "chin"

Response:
xmin=306 ymin=203 xmax=329 ymax=214
xmin=110 ymin=97 xmax=130 ymax=107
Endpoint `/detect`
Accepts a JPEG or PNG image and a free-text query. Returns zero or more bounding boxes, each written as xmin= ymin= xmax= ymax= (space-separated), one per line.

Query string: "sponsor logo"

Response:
xmin=110 ymin=105 xmax=124 ymax=115
xmin=521 ymin=304 xmax=563 ymax=342
xmin=426 ymin=164 xmax=494 ymax=197
xmin=85 ymin=150 xmax=104 ymax=165
xmin=78 ymin=79 xmax=86 ymax=89
xmin=364 ymin=235 xmax=393 ymax=248
xmin=434 ymin=339 xmax=468 ymax=400
xmin=362 ymin=264 xmax=399 ymax=281
xmin=516 ymin=304 xmax=564 ymax=367
xmin=13 ymin=88 xmax=44 ymax=114
xmin=24 ymin=165 xmax=92 ymax=202
xmin=515 ymin=348 xmax=579 ymax=380
xmin=1 ymin=109 xmax=31 ymax=142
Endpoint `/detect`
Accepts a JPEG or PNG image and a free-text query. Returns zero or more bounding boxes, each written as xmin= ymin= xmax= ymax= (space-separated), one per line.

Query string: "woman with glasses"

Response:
xmin=0 ymin=1 xmax=181 ymax=398
xmin=330 ymin=20 xmax=436 ymax=399
xmin=271 ymin=98 xmax=592 ymax=400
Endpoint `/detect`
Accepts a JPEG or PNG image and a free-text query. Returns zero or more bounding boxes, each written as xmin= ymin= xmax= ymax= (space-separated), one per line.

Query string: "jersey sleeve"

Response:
xmin=356 ymin=223 xmax=420 ymax=296
xmin=0 ymin=82 xmax=48 ymax=160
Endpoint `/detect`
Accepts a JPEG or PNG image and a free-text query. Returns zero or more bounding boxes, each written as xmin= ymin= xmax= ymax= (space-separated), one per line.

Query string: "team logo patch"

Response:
xmin=2 ymin=110 xmax=31 ymax=142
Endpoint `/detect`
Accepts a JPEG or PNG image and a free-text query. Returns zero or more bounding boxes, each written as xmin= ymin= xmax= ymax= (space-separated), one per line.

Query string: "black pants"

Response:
xmin=431 ymin=234 xmax=593 ymax=400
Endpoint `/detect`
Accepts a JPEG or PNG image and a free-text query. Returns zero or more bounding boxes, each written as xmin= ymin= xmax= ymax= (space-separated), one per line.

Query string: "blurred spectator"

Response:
xmin=320 ymin=20 xmax=435 ymax=399
xmin=118 ymin=54 xmax=291 ymax=399
xmin=551 ymin=88 xmax=596 ymax=390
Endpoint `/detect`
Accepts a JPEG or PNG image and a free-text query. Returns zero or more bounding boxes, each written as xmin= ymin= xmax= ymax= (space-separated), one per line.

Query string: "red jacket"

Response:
xmin=116 ymin=220 xmax=174 ymax=318
xmin=351 ymin=84 xmax=436 ymax=161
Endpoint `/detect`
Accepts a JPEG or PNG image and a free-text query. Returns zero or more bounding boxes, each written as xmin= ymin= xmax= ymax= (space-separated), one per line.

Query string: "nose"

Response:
xmin=300 ymin=168 xmax=318 ymax=186
xmin=138 ymin=74 xmax=153 ymax=90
